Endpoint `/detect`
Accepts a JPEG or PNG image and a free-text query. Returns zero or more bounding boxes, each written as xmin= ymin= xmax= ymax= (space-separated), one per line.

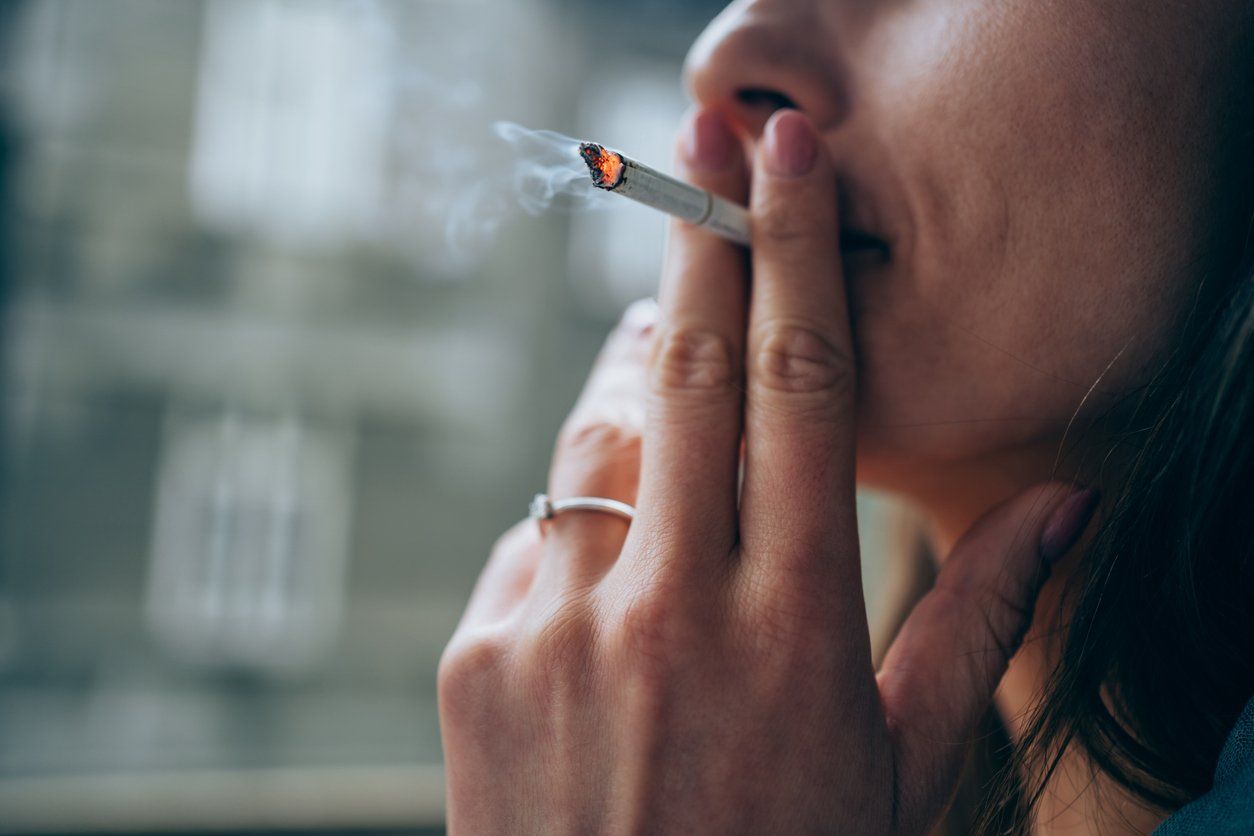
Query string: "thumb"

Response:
xmin=876 ymin=481 xmax=1101 ymax=826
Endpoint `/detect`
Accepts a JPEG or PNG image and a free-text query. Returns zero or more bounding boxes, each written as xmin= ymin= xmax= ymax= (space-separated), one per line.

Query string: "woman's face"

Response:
xmin=686 ymin=0 xmax=1250 ymax=487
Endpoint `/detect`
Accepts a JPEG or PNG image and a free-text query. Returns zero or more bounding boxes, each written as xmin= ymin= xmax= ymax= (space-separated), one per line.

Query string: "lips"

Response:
xmin=838 ymin=228 xmax=890 ymax=279
xmin=839 ymin=227 xmax=888 ymax=255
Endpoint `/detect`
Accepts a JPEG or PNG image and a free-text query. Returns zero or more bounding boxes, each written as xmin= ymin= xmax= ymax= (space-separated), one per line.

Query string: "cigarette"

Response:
xmin=578 ymin=142 xmax=751 ymax=246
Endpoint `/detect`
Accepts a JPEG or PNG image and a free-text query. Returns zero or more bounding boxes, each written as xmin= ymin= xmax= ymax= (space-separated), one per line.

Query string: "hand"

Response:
xmin=439 ymin=108 xmax=1098 ymax=834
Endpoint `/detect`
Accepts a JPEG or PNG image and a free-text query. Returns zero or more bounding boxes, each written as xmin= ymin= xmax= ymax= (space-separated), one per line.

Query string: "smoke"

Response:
xmin=439 ymin=121 xmax=611 ymax=261
xmin=335 ymin=0 xmax=599 ymax=272
xmin=493 ymin=122 xmax=604 ymax=215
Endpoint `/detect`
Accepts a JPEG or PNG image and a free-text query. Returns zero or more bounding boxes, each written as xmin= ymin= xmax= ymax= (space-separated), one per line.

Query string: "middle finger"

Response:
xmin=740 ymin=110 xmax=861 ymax=590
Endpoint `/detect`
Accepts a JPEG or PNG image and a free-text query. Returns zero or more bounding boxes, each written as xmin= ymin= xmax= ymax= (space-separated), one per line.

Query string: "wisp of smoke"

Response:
xmin=492 ymin=122 xmax=604 ymax=214
xmin=442 ymin=121 xmax=611 ymax=261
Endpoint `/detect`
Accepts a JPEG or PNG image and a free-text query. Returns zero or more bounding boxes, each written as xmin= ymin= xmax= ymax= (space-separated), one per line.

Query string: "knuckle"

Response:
xmin=931 ymin=576 xmax=1031 ymax=662
xmin=437 ymin=633 xmax=509 ymax=721
xmin=935 ymin=563 xmax=1032 ymax=622
xmin=649 ymin=326 xmax=740 ymax=394
xmin=555 ymin=419 xmax=641 ymax=464
xmin=617 ymin=297 xmax=660 ymax=337
xmin=616 ymin=592 xmax=674 ymax=650
xmin=530 ymin=605 xmax=601 ymax=687
xmin=606 ymin=303 xmax=658 ymax=360
xmin=752 ymin=323 xmax=854 ymax=397
xmin=738 ymin=569 xmax=832 ymax=654
xmin=755 ymin=201 xmax=825 ymax=247
xmin=605 ymin=584 xmax=705 ymax=679
xmin=611 ymin=595 xmax=681 ymax=682
xmin=490 ymin=519 xmax=536 ymax=558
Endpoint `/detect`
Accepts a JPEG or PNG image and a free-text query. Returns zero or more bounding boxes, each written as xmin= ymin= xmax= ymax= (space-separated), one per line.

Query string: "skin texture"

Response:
xmin=686 ymin=0 xmax=1248 ymax=500
xmin=440 ymin=1 xmax=1252 ymax=833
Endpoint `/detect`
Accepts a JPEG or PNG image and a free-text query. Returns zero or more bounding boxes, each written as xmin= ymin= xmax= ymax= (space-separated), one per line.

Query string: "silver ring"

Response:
xmin=529 ymin=492 xmax=635 ymax=523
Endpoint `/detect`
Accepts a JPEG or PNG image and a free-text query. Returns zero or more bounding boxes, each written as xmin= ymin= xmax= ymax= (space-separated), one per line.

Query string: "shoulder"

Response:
xmin=1154 ymin=695 xmax=1254 ymax=835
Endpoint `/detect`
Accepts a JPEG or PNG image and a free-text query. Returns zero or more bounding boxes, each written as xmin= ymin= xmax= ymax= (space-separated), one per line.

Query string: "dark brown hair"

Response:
xmin=970 ymin=14 xmax=1254 ymax=822
xmin=977 ymin=222 xmax=1254 ymax=831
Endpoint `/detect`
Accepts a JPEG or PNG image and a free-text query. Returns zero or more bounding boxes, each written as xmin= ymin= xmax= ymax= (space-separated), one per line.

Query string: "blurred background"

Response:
xmin=0 ymin=1 xmax=912 ymax=832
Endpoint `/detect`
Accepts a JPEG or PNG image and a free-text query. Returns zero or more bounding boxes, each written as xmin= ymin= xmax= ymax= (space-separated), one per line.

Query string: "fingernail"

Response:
xmin=682 ymin=109 xmax=737 ymax=173
xmin=1040 ymin=487 xmax=1100 ymax=564
xmin=764 ymin=110 xmax=817 ymax=177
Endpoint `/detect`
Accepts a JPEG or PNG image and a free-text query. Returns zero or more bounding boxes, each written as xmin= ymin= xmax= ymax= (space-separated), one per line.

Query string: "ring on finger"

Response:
xmin=529 ymin=493 xmax=636 ymax=529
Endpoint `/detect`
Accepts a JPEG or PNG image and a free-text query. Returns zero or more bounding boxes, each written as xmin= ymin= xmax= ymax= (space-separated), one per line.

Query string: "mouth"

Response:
xmin=839 ymin=228 xmax=890 ymax=264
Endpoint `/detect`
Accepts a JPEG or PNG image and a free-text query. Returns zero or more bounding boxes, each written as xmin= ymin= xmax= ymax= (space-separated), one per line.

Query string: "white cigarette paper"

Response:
xmin=579 ymin=142 xmax=751 ymax=246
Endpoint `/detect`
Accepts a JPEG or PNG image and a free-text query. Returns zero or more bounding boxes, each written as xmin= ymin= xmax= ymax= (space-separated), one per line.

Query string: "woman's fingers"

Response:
xmin=739 ymin=110 xmax=860 ymax=590
xmin=455 ymin=519 xmax=543 ymax=632
xmin=876 ymin=482 xmax=1100 ymax=825
xmin=633 ymin=108 xmax=750 ymax=562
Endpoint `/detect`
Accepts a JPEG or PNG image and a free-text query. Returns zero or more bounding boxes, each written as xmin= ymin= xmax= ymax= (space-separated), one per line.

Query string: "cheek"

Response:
xmin=842 ymin=8 xmax=1086 ymax=461
xmin=848 ymin=2 xmax=1204 ymax=469
xmin=848 ymin=273 xmax=1085 ymax=465
xmin=848 ymin=190 xmax=1186 ymax=471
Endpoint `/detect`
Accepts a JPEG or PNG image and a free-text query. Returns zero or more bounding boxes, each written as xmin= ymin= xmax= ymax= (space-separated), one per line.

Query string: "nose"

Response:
xmin=684 ymin=0 xmax=847 ymax=139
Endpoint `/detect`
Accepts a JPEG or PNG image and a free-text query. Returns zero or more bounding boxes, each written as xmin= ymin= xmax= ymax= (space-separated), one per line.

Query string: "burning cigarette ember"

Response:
xmin=578 ymin=141 xmax=751 ymax=246
xmin=580 ymin=143 xmax=625 ymax=189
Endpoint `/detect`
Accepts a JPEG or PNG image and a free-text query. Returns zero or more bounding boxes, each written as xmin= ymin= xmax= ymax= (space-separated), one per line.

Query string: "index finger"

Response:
xmin=739 ymin=110 xmax=860 ymax=592
xmin=630 ymin=107 xmax=750 ymax=564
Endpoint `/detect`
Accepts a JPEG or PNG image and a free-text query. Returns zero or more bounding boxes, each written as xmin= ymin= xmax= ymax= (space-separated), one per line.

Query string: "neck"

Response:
xmin=865 ymin=436 xmax=1165 ymax=834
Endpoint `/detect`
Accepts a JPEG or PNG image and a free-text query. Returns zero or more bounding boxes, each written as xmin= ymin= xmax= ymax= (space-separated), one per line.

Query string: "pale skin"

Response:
xmin=440 ymin=0 xmax=1252 ymax=833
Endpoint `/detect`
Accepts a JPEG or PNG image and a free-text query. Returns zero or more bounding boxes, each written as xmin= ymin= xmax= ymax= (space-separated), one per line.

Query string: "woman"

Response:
xmin=439 ymin=0 xmax=1254 ymax=832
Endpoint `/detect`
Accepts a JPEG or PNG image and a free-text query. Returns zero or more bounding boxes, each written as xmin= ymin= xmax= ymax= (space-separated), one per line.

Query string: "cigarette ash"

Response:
xmin=578 ymin=142 xmax=626 ymax=190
